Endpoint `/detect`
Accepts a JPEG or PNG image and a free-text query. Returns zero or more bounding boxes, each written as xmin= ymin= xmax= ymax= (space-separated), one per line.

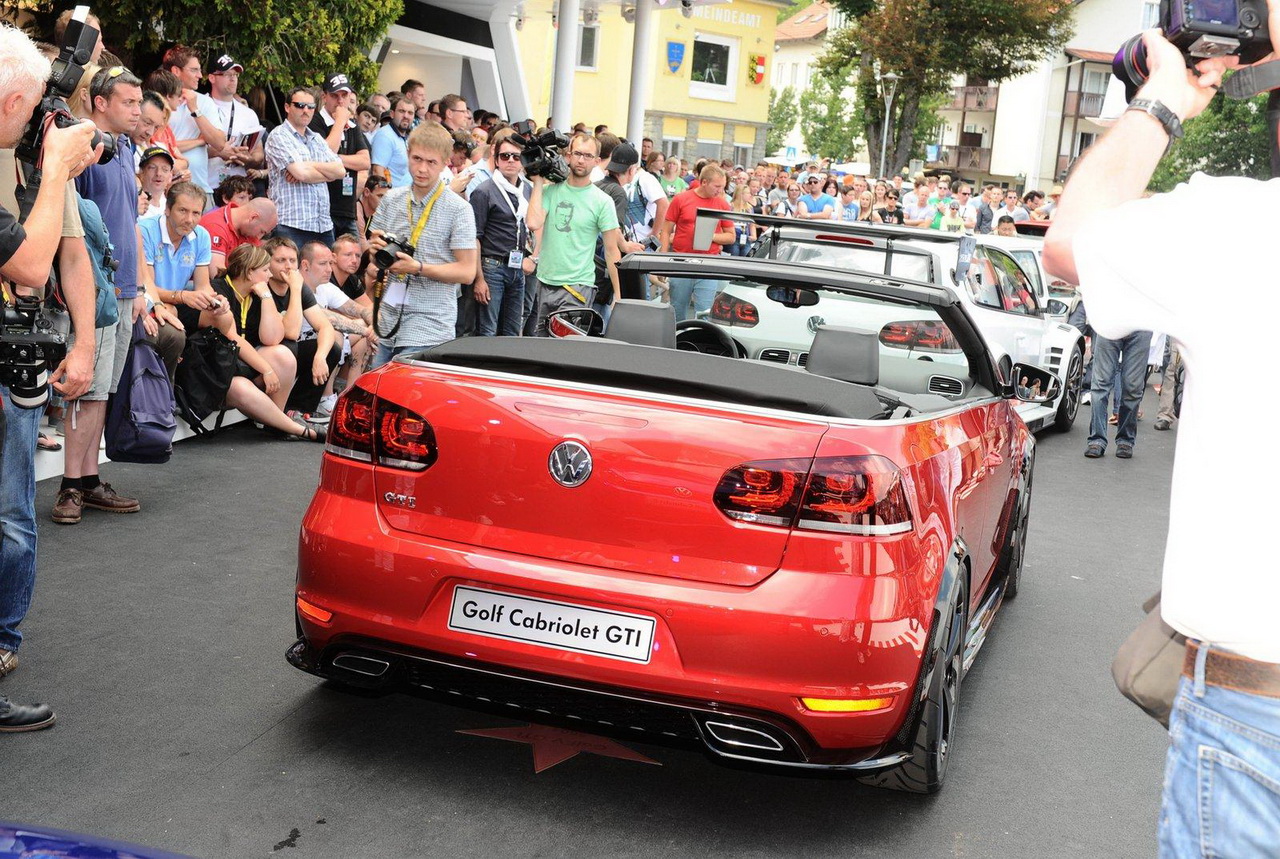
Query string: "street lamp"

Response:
xmin=878 ymin=71 xmax=899 ymax=180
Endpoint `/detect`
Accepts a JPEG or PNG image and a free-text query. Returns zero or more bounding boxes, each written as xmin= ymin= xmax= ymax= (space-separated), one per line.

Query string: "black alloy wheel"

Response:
xmin=1053 ymin=344 xmax=1084 ymax=432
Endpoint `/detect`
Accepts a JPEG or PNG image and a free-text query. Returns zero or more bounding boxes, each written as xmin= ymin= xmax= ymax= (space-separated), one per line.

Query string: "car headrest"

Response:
xmin=805 ymin=325 xmax=879 ymax=387
xmin=604 ymin=299 xmax=676 ymax=349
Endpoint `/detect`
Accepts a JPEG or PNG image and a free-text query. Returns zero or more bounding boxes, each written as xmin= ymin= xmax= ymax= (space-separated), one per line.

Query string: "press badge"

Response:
xmin=507 ymin=250 xmax=524 ymax=269
xmin=341 ymin=174 xmax=355 ymax=196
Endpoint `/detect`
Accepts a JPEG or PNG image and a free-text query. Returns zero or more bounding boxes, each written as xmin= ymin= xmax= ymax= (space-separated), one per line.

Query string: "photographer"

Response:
xmin=1042 ymin=23 xmax=1278 ymax=854
xmin=0 ymin=23 xmax=102 ymax=733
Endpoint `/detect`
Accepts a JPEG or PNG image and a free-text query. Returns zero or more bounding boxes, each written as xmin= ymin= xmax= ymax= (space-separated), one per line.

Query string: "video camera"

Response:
xmin=0 ymin=295 xmax=66 ymax=410
xmin=16 ymin=5 xmax=115 ymax=171
xmin=1113 ymin=0 xmax=1272 ymax=100
xmin=509 ymin=119 xmax=569 ymax=183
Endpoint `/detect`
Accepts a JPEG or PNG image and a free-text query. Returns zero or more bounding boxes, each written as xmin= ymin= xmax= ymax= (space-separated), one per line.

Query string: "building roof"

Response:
xmin=775 ymin=0 xmax=832 ymax=42
xmin=1066 ymin=47 xmax=1115 ymax=63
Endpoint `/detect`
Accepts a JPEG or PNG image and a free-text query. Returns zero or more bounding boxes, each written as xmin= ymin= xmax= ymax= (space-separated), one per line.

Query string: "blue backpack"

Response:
xmin=105 ymin=319 xmax=176 ymax=464
xmin=77 ymin=196 xmax=119 ymax=328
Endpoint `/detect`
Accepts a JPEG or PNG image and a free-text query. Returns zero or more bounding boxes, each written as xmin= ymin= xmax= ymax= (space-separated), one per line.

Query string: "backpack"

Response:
xmin=76 ymin=196 xmax=120 ymax=329
xmin=105 ymin=319 xmax=176 ymax=464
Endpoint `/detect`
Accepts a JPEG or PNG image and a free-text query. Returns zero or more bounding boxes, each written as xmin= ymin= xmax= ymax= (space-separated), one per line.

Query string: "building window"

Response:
xmin=689 ymin=33 xmax=739 ymax=102
xmin=577 ymin=23 xmax=599 ymax=70
xmin=1141 ymin=1 xmax=1160 ymax=28
xmin=733 ymin=143 xmax=754 ymax=166
xmin=662 ymin=138 xmax=683 ymax=159
xmin=695 ymin=139 xmax=723 ymax=161
xmin=790 ymin=63 xmax=798 ymax=87
xmin=1082 ymin=68 xmax=1108 ymax=94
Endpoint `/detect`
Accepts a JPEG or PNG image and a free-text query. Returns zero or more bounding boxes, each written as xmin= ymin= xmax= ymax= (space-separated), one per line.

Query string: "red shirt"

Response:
xmin=199 ymin=203 xmax=259 ymax=258
xmin=666 ymin=189 xmax=732 ymax=254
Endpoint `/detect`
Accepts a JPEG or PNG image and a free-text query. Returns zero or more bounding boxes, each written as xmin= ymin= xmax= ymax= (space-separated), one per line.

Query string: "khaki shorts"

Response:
xmin=67 ymin=297 xmax=133 ymax=402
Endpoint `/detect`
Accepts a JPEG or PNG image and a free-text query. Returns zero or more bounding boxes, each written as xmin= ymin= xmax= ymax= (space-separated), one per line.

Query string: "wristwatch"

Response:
xmin=1126 ymin=99 xmax=1183 ymax=152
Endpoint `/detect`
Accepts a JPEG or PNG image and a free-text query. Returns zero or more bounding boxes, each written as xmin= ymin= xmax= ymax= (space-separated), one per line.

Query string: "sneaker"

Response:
xmin=1116 ymin=444 xmax=1134 ymax=459
xmin=0 ymin=649 xmax=15 ymax=679
xmin=51 ymin=488 xmax=83 ymax=524
xmin=1154 ymin=419 xmax=1172 ymax=431
xmin=0 ymin=696 xmax=56 ymax=732
xmin=1084 ymin=442 xmax=1105 ymax=458
xmin=315 ymin=393 xmax=338 ymax=417
xmin=81 ymin=482 xmax=140 ymax=514
xmin=1081 ymin=391 xmax=1091 ymax=405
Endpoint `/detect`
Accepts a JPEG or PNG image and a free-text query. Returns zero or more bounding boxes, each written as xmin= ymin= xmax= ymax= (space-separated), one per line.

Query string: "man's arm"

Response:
xmin=286 ymin=160 xmax=347 ymax=183
xmin=303 ymin=304 xmax=338 ymax=385
xmin=48 ymin=235 xmax=95 ymax=399
xmin=418 ymin=247 xmax=478 ymax=286
xmin=185 ymin=92 xmax=228 ymax=151
xmin=602 ymin=227 xmax=621 ymax=302
xmin=1044 ymin=30 xmax=1232 ymax=283
xmin=526 ymin=176 xmax=547 ymax=233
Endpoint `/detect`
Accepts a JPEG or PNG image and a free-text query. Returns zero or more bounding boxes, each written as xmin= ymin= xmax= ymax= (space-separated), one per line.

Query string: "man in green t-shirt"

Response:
xmin=525 ymin=133 xmax=621 ymax=336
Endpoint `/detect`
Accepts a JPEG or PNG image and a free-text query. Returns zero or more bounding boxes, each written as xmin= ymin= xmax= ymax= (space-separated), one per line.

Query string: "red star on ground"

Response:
xmin=459 ymin=723 xmax=662 ymax=773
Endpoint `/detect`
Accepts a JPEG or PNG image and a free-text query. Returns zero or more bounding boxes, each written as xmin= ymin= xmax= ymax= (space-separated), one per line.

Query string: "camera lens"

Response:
xmin=1112 ymin=34 xmax=1150 ymax=103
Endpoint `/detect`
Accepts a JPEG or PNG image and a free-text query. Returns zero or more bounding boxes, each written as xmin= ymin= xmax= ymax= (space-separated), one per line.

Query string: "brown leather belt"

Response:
xmin=1183 ymin=641 xmax=1280 ymax=700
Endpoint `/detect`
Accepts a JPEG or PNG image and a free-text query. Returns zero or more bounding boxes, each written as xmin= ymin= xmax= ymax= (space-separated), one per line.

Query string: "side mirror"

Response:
xmin=765 ymin=285 xmax=819 ymax=308
xmin=1009 ymin=363 xmax=1061 ymax=403
xmin=1045 ymin=298 xmax=1070 ymax=317
xmin=546 ymin=308 xmax=605 ymax=338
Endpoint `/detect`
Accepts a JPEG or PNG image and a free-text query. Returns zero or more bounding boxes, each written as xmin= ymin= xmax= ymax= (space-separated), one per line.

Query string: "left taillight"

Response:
xmin=325 ymin=386 xmax=436 ymax=471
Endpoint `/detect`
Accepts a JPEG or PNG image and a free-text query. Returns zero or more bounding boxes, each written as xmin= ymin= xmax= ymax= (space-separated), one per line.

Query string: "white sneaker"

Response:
xmin=1081 ymin=391 xmax=1092 ymax=405
xmin=315 ymin=394 xmax=338 ymax=416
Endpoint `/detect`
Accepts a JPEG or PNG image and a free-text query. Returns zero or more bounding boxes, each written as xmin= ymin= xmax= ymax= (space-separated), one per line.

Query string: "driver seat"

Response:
xmin=805 ymin=325 xmax=879 ymax=387
xmin=605 ymin=299 xmax=677 ymax=349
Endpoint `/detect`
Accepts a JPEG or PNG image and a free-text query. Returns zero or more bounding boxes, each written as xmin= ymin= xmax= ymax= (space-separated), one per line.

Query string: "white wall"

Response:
xmin=377 ymin=51 xmax=466 ymax=100
xmin=772 ymin=38 xmax=822 ymax=152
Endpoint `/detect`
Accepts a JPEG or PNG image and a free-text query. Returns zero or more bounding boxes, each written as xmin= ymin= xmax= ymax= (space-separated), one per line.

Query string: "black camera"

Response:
xmin=509 ymin=119 xmax=570 ymax=183
xmin=16 ymin=6 xmax=115 ymax=171
xmin=0 ymin=295 xmax=66 ymax=410
xmin=1114 ymin=0 xmax=1272 ymax=100
xmin=373 ymin=233 xmax=417 ymax=271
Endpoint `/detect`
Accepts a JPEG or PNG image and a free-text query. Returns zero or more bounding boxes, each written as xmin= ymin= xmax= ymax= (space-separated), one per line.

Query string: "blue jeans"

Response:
xmin=667 ymin=277 xmax=719 ymax=322
xmin=1088 ymin=330 xmax=1151 ymax=449
xmin=478 ymin=258 xmax=525 ymax=337
xmin=371 ymin=340 xmax=425 ymax=369
xmin=1158 ymin=646 xmax=1280 ymax=857
xmin=273 ymin=224 xmax=335 ymax=251
xmin=0 ymin=385 xmax=43 ymax=654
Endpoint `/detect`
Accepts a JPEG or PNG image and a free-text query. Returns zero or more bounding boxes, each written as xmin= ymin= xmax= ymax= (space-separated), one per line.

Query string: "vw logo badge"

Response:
xmin=549 ymin=441 xmax=592 ymax=488
xmin=807 ymin=315 xmax=826 ymax=334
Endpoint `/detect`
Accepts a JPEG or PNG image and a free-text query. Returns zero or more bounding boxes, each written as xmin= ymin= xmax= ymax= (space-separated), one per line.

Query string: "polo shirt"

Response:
xmin=370 ymin=124 xmax=410 ymax=188
xmin=310 ymin=108 xmax=369 ymax=223
xmin=200 ymin=203 xmax=259 ymax=260
xmin=76 ymin=134 xmax=140 ymax=299
xmin=139 ymin=215 xmax=212 ymax=289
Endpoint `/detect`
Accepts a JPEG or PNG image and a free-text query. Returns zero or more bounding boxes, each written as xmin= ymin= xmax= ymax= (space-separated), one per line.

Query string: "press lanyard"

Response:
xmin=496 ymin=183 xmax=524 ymax=246
xmin=407 ymin=181 xmax=445 ymax=251
xmin=226 ymin=276 xmax=252 ymax=333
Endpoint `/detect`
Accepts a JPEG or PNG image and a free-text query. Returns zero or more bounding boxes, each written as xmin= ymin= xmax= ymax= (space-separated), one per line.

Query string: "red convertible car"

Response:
xmin=288 ymin=254 xmax=1050 ymax=793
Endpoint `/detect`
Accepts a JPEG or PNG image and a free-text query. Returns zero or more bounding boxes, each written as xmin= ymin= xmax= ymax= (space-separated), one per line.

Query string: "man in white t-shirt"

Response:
xmin=160 ymin=45 xmax=228 ymax=197
xmin=1043 ymin=27 xmax=1278 ymax=856
xmin=625 ymin=164 xmax=668 ymax=245
xmin=204 ymin=55 xmax=264 ymax=192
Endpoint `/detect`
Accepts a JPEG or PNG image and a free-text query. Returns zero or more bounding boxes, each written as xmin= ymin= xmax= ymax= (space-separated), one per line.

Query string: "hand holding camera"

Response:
xmin=42 ymin=120 xmax=103 ymax=180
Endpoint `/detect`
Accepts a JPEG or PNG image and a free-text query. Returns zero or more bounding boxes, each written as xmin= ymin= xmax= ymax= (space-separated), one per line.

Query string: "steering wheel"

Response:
xmin=675 ymin=320 xmax=740 ymax=357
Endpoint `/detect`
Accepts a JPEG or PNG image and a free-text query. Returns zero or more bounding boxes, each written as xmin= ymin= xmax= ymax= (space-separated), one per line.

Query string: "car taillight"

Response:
xmin=325 ymin=387 xmax=436 ymax=471
xmin=879 ymin=320 xmax=961 ymax=353
xmin=710 ymin=293 xmax=759 ymax=327
xmin=714 ymin=456 xmax=913 ymax=536
xmin=326 ymin=386 xmax=376 ymax=462
xmin=378 ymin=401 xmax=437 ymax=471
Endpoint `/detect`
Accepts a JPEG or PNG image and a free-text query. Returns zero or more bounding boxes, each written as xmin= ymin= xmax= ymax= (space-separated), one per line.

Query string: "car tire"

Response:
xmin=1052 ymin=344 xmax=1084 ymax=432
xmin=996 ymin=451 xmax=1034 ymax=599
xmin=858 ymin=577 xmax=967 ymax=795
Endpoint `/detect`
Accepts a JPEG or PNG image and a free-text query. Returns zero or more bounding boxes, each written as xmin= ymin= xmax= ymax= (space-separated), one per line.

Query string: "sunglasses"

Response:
xmin=290 ymin=101 xmax=316 ymax=110
xmin=496 ymin=152 xmax=521 ymax=162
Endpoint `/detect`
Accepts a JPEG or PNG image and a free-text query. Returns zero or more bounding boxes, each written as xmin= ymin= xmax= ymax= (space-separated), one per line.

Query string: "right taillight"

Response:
xmin=710 ymin=293 xmax=759 ymax=327
xmin=714 ymin=455 xmax=913 ymax=536
xmin=879 ymin=320 xmax=961 ymax=353
xmin=326 ymin=386 xmax=436 ymax=471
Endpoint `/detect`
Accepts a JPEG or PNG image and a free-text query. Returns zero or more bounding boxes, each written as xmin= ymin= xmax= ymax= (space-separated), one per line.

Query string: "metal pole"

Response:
xmin=878 ymin=73 xmax=898 ymax=179
xmin=550 ymin=0 xmax=582 ymax=131
xmin=627 ymin=0 xmax=657 ymax=143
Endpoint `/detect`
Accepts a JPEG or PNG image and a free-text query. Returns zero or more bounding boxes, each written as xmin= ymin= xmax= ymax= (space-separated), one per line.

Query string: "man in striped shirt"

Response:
xmin=265 ymin=87 xmax=345 ymax=249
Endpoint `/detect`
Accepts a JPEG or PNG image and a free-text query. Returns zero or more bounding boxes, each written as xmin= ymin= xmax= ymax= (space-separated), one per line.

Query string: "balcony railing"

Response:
xmin=949 ymin=85 xmax=999 ymax=112
xmin=1064 ymin=91 xmax=1104 ymax=118
xmin=928 ymin=146 xmax=992 ymax=173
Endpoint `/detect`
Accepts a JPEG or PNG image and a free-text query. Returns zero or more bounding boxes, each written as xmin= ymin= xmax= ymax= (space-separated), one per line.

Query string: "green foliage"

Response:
xmin=1149 ymin=92 xmax=1272 ymax=192
xmin=799 ymin=64 xmax=863 ymax=159
xmin=81 ymin=0 xmax=403 ymax=95
xmin=767 ymin=86 xmax=800 ymax=154
xmin=776 ymin=1 xmax=803 ymax=23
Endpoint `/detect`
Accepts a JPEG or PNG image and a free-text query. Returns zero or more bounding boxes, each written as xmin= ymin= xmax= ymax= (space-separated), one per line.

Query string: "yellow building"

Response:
xmin=517 ymin=0 xmax=787 ymax=165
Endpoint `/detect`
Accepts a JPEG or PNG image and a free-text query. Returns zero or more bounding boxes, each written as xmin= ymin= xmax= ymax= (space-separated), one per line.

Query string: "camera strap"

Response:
xmin=1221 ymin=61 xmax=1280 ymax=100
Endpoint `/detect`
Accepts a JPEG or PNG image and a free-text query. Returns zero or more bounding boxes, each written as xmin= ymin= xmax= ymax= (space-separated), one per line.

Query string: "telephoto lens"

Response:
xmin=1112 ymin=34 xmax=1150 ymax=103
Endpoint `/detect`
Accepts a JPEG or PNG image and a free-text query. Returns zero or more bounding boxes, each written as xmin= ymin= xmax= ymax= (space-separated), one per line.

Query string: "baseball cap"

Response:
xmin=209 ymin=55 xmax=243 ymax=74
xmin=606 ymin=142 xmax=639 ymax=173
xmin=139 ymin=145 xmax=175 ymax=167
xmin=323 ymin=73 xmax=354 ymax=95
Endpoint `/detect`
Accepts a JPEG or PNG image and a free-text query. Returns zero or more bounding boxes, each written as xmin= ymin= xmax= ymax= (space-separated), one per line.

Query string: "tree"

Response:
xmin=822 ymin=0 xmax=1074 ymax=177
xmin=767 ymin=86 xmax=800 ymax=154
xmin=799 ymin=64 xmax=863 ymax=159
xmin=22 ymin=0 xmax=403 ymax=97
xmin=1149 ymin=92 xmax=1272 ymax=192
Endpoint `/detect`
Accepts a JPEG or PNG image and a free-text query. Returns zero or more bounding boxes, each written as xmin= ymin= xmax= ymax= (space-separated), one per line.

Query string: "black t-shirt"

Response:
xmin=332 ymin=272 xmax=364 ymax=302
xmin=0 ymin=203 xmax=27 ymax=269
xmin=875 ymin=206 xmax=906 ymax=225
xmin=268 ymin=282 xmax=318 ymax=316
xmin=308 ymin=112 xmax=368 ymax=223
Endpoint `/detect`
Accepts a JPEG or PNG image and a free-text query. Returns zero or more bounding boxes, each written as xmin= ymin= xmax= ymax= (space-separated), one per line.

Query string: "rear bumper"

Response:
xmin=295 ymin=467 xmax=938 ymax=771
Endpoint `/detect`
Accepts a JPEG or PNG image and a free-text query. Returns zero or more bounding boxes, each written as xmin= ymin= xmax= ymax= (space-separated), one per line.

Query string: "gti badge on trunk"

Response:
xmin=549 ymin=441 xmax=592 ymax=488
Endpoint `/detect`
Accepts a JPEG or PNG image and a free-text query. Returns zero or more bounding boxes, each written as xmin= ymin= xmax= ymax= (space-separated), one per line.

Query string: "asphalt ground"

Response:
xmin=2 ymin=390 xmax=1174 ymax=859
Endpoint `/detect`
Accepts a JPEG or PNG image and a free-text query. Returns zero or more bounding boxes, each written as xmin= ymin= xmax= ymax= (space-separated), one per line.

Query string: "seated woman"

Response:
xmin=197 ymin=244 xmax=323 ymax=441
xmin=260 ymin=237 xmax=342 ymax=419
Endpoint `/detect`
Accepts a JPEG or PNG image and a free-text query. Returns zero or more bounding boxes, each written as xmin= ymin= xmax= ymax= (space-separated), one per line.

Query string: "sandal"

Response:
xmin=37 ymin=433 xmax=62 ymax=452
xmin=285 ymin=424 xmax=327 ymax=443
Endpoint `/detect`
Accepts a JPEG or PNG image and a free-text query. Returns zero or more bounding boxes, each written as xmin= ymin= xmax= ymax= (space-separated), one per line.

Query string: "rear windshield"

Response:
xmin=771 ymin=240 xmax=933 ymax=282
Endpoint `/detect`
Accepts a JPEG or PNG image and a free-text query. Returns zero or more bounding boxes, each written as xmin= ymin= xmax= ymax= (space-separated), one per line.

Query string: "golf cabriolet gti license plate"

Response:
xmin=448 ymin=586 xmax=656 ymax=663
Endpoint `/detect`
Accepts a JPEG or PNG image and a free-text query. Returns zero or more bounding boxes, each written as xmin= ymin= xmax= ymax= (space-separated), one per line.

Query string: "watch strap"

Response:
xmin=1127 ymin=98 xmax=1184 ymax=150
